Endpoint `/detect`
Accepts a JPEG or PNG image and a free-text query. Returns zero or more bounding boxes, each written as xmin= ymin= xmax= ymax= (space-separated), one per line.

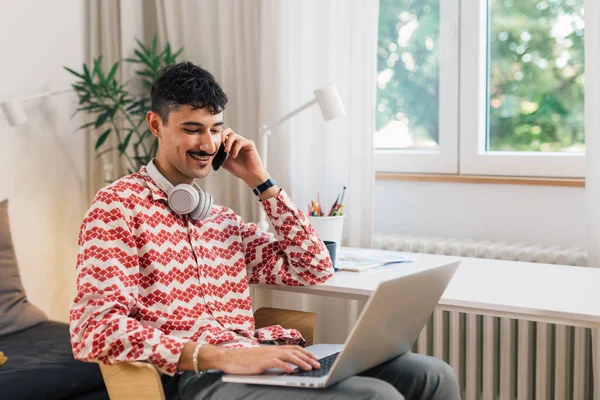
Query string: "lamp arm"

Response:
xmin=262 ymin=98 xmax=317 ymax=133
xmin=259 ymin=97 xmax=319 ymax=172
xmin=21 ymin=88 xmax=73 ymax=103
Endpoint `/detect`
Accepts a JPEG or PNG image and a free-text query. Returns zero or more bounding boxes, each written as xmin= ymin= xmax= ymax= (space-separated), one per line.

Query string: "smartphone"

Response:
xmin=212 ymin=143 xmax=228 ymax=171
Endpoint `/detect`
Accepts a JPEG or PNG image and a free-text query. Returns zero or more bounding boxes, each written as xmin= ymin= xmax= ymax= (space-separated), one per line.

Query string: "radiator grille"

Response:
xmin=373 ymin=233 xmax=594 ymax=400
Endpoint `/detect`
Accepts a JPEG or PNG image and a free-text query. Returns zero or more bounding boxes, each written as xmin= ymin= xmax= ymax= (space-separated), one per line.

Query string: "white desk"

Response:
xmin=254 ymin=247 xmax=600 ymax=329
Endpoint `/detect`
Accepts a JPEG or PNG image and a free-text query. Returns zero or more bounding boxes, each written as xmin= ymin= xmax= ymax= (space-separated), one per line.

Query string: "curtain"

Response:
xmin=255 ymin=0 xmax=379 ymax=343
xmin=85 ymin=0 xmax=123 ymax=202
xmin=86 ymin=0 xmax=379 ymax=343
xmin=584 ymin=0 xmax=600 ymax=389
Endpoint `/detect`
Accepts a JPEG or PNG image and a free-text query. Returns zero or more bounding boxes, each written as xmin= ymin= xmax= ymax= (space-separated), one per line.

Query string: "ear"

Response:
xmin=146 ymin=111 xmax=163 ymax=138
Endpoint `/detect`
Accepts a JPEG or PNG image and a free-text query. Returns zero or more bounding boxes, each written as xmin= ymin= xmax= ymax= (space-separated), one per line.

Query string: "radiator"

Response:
xmin=373 ymin=234 xmax=595 ymax=400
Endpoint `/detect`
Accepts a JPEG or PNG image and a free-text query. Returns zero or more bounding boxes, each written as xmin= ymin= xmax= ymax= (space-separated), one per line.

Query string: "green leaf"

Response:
xmin=77 ymin=121 xmax=97 ymax=130
xmin=71 ymin=83 xmax=88 ymax=93
xmin=135 ymin=38 xmax=150 ymax=55
xmin=134 ymin=128 xmax=153 ymax=147
xmin=150 ymin=34 xmax=157 ymax=60
xmin=106 ymin=61 xmax=120 ymax=82
xmin=134 ymin=49 xmax=152 ymax=67
xmin=95 ymin=110 xmax=111 ymax=128
xmin=112 ymin=97 xmax=122 ymax=113
xmin=118 ymin=130 xmax=134 ymax=154
xmin=172 ymin=48 xmax=183 ymax=62
xmin=95 ymin=129 xmax=112 ymax=149
xmin=64 ymin=66 xmax=85 ymax=80
xmin=158 ymin=43 xmax=170 ymax=60
xmin=124 ymin=57 xmax=141 ymax=63
xmin=135 ymin=70 xmax=156 ymax=79
xmin=92 ymin=56 xmax=104 ymax=79
xmin=97 ymin=68 xmax=107 ymax=88
xmin=76 ymin=99 xmax=103 ymax=108
xmin=126 ymin=99 xmax=146 ymax=111
xmin=83 ymin=64 xmax=92 ymax=82
xmin=119 ymin=93 xmax=130 ymax=104
xmin=77 ymin=105 xmax=105 ymax=113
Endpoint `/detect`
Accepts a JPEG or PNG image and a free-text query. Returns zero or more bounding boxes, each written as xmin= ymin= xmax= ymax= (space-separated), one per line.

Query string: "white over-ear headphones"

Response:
xmin=145 ymin=159 xmax=213 ymax=221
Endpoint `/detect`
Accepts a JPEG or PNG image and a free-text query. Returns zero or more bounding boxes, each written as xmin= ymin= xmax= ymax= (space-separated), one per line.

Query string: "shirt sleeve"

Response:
xmin=69 ymin=190 xmax=186 ymax=376
xmin=240 ymin=189 xmax=334 ymax=285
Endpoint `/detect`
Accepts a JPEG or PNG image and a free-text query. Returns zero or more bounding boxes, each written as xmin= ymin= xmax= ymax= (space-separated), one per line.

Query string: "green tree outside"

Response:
xmin=376 ymin=0 xmax=585 ymax=152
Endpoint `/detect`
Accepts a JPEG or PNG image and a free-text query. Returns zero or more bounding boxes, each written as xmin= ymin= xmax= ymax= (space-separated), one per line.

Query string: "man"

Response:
xmin=70 ymin=61 xmax=460 ymax=399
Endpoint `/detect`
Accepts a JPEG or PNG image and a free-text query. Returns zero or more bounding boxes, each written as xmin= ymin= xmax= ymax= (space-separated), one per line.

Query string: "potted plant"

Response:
xmin=64 ymin=35 xmax=183 ymax=178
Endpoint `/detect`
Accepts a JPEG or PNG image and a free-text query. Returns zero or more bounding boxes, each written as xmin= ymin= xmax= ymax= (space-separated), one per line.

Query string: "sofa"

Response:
xmin=0 ymin=199 xmax=109 ymax=400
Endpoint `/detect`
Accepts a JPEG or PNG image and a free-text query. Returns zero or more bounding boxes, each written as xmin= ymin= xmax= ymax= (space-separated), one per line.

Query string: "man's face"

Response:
xmin=149 ymin=105 xmax=224 ymax=183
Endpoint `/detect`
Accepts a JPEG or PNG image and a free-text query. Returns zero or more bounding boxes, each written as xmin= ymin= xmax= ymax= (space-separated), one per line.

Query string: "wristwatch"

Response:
xmin=253 ymin=178 xmax=277 ymax=196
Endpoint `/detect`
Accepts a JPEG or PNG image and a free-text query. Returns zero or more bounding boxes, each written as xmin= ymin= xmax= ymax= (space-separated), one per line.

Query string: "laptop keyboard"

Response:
xmin=289 ymin=352 xmax=340 ymax=378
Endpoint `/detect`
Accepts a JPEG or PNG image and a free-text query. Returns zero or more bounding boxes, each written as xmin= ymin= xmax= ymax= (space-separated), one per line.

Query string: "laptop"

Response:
xmin=222 ymin=260 xmax=460 ymax=388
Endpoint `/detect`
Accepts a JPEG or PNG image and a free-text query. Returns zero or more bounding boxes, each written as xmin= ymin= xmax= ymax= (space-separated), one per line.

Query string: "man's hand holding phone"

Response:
xmin=216 ymin=128 xmax=278 ymax=199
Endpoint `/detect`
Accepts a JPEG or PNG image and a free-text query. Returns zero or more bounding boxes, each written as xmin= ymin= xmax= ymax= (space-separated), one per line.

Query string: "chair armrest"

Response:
xmin=254 ymin=307 xmax=317 ymax=346
xmin=98 ymin=361 xmax=165 ymax=400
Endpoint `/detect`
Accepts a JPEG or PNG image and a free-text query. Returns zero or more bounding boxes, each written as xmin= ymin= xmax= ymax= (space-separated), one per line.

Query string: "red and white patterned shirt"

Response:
xmin=69 ymin=167 xmax=334 ymax=375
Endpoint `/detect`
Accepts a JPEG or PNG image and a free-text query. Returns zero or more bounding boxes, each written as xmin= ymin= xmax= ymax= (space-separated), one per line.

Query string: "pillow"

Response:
xmin=0 ymin=199 xmax=47 ymax=337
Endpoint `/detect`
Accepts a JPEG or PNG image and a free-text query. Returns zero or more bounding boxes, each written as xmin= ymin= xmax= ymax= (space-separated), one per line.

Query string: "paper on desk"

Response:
xmin=336 ymin=248 xmax=415 ymax=272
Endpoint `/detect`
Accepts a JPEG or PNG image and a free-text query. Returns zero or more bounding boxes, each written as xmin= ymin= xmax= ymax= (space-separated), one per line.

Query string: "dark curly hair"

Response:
xmin=151 ymin=61 xmax=228 ymax=123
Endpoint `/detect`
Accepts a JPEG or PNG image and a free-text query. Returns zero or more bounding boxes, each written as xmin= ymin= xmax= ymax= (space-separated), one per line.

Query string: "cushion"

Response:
xmin=0 ymin=321 xmax=108 ymax=400
xmin=0 ymin=199 xmax=47 ymax=337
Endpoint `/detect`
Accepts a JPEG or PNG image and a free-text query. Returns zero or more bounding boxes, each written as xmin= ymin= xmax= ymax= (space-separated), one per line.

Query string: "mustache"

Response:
xmin=187 ymin=149 xmax=216 ymax=157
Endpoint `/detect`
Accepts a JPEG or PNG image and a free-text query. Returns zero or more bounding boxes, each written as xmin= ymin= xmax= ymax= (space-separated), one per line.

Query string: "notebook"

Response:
xmin=335 ymin=248 xmax=415 ymax=272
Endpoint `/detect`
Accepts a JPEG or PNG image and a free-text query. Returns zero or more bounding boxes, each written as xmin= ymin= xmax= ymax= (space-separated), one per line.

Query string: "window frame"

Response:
xmin=374 ymin=0 xmax=586 ymax=178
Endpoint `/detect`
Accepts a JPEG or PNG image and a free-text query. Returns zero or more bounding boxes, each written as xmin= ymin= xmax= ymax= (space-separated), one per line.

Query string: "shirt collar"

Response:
xmin=139 ymin=166 xmax=168 ymax=202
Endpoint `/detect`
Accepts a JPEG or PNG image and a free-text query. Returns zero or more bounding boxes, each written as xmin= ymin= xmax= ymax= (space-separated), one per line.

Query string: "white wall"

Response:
xmin=0 ymin=0 xmax=87 ymax=322
xmin=374 ymin=180 xmax=586 ymax=248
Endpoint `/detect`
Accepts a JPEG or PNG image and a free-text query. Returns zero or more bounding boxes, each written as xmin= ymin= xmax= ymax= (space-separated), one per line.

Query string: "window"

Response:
xmin=376 ymin=0 xmax=586 ymax=178
xmin=375 ymin=0 xmax=459 ymax=173
xmin=375 ymin=0 xmax=441 ymax=151
xmin=488 ymin=0 xmax=584 ymax=153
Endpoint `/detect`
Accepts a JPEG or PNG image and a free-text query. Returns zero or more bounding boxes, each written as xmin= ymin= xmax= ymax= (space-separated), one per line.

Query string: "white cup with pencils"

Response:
xmin=307 ymin=187 xmax=346 ymax=248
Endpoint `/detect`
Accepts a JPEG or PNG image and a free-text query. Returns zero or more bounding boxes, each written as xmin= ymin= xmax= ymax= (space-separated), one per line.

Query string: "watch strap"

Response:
xmin=253 ymin=178 xmax=276 ymax=196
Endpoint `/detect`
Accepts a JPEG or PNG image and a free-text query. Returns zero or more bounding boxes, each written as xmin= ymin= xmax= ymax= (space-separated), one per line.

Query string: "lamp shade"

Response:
xmin=314 ymin=84 xmax=346 ymax=121
xmin=0 ymin=96 xmax=27 ymax=126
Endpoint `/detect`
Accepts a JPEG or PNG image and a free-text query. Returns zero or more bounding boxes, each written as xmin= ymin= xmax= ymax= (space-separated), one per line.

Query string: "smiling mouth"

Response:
xmin=187 ymin=152 xmax=210 ymax=162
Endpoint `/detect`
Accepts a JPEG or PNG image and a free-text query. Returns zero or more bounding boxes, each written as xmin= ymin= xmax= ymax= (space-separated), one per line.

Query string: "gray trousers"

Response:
xmin=176 ymin=352 xmax=461 ymax=400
